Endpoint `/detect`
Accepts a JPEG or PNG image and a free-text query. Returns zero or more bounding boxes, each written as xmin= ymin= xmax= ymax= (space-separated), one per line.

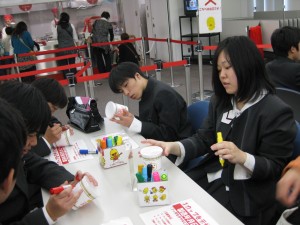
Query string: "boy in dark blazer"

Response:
xmin=0 ymin=81 xmax=98 ymax=225
xmin=266 ymin=26 xmax=300 ymax=92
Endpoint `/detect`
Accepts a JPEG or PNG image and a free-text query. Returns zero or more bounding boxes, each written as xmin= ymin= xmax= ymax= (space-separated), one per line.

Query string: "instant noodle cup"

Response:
xmin=105 ymin=101 xmax=128 ymax=119
xmin=72 ymin=176 xmax=100 ymax=210
xmin=140 ymin=146 xmax=163 ymax=171
xmin=53 ymin=129 xmax=72 ymax=147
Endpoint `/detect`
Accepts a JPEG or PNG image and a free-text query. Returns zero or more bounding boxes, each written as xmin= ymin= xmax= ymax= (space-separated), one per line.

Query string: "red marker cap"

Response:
xmin=50 ymin=184 xmax=72 ymax=194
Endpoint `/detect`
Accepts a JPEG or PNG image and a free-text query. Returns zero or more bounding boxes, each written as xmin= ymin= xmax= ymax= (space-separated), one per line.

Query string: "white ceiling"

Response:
xmin=0 ymin=0 xmax=66 ymax=8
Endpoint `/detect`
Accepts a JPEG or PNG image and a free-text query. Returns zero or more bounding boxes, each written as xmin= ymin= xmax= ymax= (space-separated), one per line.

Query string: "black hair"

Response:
xmin=109 ymin=62 xmax=148 ymax=93
xmin=271 ymin=26 xmax=300 ymax=57
xmin=32 ymin=78 xmax=67 ymax=109
xmin=212 ymin=36 xmax=275 ymax=105
xmin=0 ymin=81 xmax=51 ymax=135
xmin=0 ymin=98 xmax=27 ymax=184
xmin=121 ymin=33 xmax=129 ymax=41
xmin=58 ymin=12 xmax=70 ymax=29
xmin=5 ymin=26 xmax=13 ymax=35
xmin=13 ymin=21 xmax=27 ymax=36
xmin=101 ymin=11 xmax=110 ymax=19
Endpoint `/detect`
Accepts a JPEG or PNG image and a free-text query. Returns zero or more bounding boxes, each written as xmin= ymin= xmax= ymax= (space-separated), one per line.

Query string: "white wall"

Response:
xmin=222 ymin=0 xmax=253 ymax=19
xmin=285 ymin=0 xmax=300 ymax=11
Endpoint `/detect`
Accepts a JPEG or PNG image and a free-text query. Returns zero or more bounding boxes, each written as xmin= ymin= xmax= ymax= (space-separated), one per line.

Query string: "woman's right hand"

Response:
xmin=141 ymin=139 xmax=181 ymax=157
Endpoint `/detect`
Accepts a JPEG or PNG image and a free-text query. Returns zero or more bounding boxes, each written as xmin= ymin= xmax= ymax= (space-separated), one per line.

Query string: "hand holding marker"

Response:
xmin=50 ymin=184 xmax=73 ymax=194
xmin=217 ymin=132 xmax=225 ymax=167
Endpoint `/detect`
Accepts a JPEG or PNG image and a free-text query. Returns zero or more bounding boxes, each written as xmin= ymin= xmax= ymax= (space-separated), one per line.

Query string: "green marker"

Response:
xmin=160 ymin=171 xmax=168 ymax=181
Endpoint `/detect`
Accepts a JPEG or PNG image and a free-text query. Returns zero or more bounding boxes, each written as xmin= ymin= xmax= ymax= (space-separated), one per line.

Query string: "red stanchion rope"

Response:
xmin=0 ymin=62 xmax=84 ymax=80
xmin=144 ymin=37 xmax=167 ymax=42
xmin=0 ymin=54 xmax=79 ymax=70
xmin=0 ymin=36 xmax=273 ymax=82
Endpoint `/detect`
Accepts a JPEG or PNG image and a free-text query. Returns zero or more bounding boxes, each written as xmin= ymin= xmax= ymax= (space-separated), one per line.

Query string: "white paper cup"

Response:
xmin=72 ymin=176 xmax=100 ymax=210
xmin=53 ymin=129 xmax=72 ymax=147
xmin=140 ymin=146 xmax=163 ymax=171
xmin=105 ymin=101 xmax=128 ymax=119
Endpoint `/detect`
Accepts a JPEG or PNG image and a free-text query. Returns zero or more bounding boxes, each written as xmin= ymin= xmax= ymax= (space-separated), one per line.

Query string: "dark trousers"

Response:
xmin=94 ymin=47 xmax=111 ymax=73
xmin=58 ymin=57 xmax=77 ymax=79
xmin=20 ymin=66 xmax=36 ymax=83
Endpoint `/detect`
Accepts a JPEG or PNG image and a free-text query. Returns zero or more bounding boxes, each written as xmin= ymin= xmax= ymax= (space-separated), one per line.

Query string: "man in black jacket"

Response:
xmin=0 ymin=98 xmax=27 ymax=204
xmin=266 ymin=26 xmax=300 ymax=92
xmin=0 ymin=81 xmax=97 ymax=225
xmin=108 ymin=62 xmax=193 ymax=142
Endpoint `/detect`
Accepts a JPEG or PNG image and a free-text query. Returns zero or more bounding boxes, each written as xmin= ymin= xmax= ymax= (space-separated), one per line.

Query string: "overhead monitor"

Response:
xmin=184 ymin=0 xmax=198 ymax=17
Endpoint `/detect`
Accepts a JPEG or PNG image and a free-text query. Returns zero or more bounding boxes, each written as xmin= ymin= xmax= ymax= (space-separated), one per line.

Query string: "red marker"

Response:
xmin=50 ymin=184 xmax=73 ymax=194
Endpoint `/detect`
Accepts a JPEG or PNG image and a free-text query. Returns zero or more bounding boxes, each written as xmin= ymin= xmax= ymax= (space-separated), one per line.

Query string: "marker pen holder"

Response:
xmin=136 ymin=170 xmax=170 ymax=207
xmin=97 ymin=139 xmax=131 ymax=169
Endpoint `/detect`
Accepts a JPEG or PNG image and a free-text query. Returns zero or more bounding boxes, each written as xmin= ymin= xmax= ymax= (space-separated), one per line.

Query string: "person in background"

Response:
xmin=142 ymin=36 xmax=297 ymax=225
xmin=91 ymin=11 xmax=114 ymax=73
xmin=0 ymin=81 xmax=98 ymax=225
xmin=117 ymin=32 xmax=140 ymax=65
xmin=50 ymin=7 xmax=59 ymax=38
xmin=1 ymin=27 xmax=14 ymax=75
xmin=276 ymin=156 xmax=300 ymax=224
xmin=11 ymin=21 xmax=36 ymax=83
xmin=108 ymin=62 xmax=193 ymax=142
xmin=55 ymin=12 xmax=78 ymax=79
xmin=31 ymin=78 xmax=73 ymax=157
xmin=266 ymin=26 xmax=300 ymax=92
xmin=0 ymin=98 xmax=27 ymax=204
xmin=1 ymin=14 xmax=14 ymax=40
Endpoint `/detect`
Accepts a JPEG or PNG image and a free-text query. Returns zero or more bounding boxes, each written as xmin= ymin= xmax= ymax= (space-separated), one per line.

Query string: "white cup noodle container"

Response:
xmin=140 ymin=146 xmax=163 ymax=171
xmin=53 ymin=129 xmax=72 ymax=147
xmin=105 ymin=101 xmax=128 ymax=119
xmin=72 ymin=176 xmax=100 ymax=210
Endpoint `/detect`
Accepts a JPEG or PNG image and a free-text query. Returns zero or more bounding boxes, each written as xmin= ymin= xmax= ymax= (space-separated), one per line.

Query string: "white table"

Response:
xmin=42 ymin=120 xmax=243 ymax=225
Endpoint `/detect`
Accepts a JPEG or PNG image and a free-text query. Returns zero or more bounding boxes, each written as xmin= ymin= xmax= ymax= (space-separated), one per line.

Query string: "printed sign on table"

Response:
xmin=48 ymin=140 xmax=93 ymax=165
xmin=198 ymin=0 xmax=222 ymax=34
xmin=140 ymin=198 xmax=219 ymax=225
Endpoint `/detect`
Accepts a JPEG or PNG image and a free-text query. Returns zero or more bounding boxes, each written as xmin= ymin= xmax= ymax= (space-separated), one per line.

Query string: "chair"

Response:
xmin=187 ymin=100 xmax=209 ymax=133
xmin=184 ymin=100 xmax=209 ymax=172
xmin=276 ymin=87 xmax=300 ymax=122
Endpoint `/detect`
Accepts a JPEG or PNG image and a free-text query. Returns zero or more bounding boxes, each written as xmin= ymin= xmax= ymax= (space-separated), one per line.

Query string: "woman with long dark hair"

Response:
xmin=11 ymin=21 xmax=36 ymax=83
xmin=55 ymin=12 xmax=78 ymax=78
xmin=143 ymin=36 xmax=297 ymax=225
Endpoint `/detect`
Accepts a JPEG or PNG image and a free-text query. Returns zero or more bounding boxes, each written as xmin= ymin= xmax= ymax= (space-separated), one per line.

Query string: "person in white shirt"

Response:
xmin=1 ymin=14 xmax=14 ymax=40
xmin=50 ymin=8 xmax=59 ymax=39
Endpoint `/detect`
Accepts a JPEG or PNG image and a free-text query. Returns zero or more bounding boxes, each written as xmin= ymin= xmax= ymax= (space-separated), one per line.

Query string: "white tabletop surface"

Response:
xmin=42 ymin=119 xmax=243 ymax=225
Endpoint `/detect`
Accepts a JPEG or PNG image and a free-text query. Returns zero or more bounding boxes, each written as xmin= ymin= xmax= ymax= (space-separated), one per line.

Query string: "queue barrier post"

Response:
xmin=184 ymin=57 xmax=192 ymax=106
xmin=196 ymin=40 xmax=204 ymax=100
xmin=86 ymin=58 xmax=95 ymax=99
xmin=154 ymin=59 xmax=163 ymax=81
xmin=141 ymin=37 xmax=147 ymax=67
xmin=82 ymin=57 xmax=90 ymax=97
xmin=66 ymin=72 xmax=77 ymax=97
xmin=14 ymin=54 xmax=22 ymax=82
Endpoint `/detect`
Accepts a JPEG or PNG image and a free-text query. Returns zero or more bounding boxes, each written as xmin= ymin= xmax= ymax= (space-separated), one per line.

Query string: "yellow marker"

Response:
xmin=217 ymin=132 xmax=225 ymax=167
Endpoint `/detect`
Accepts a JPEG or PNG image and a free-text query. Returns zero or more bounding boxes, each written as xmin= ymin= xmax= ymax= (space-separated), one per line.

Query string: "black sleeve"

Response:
xmin=30 ymin=138 xmax=51 ymax=157
xmin=33 ymin=41 xmax=40 ymax=51
xmin=109 ymin=28 xmax=114 ymax=42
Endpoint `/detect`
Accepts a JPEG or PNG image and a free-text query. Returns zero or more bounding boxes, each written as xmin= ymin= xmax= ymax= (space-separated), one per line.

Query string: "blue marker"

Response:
xmin=79 ymin=149 xmax=98 ymax=154
xmin=142 ymin=167 xmax=148 ymax=182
